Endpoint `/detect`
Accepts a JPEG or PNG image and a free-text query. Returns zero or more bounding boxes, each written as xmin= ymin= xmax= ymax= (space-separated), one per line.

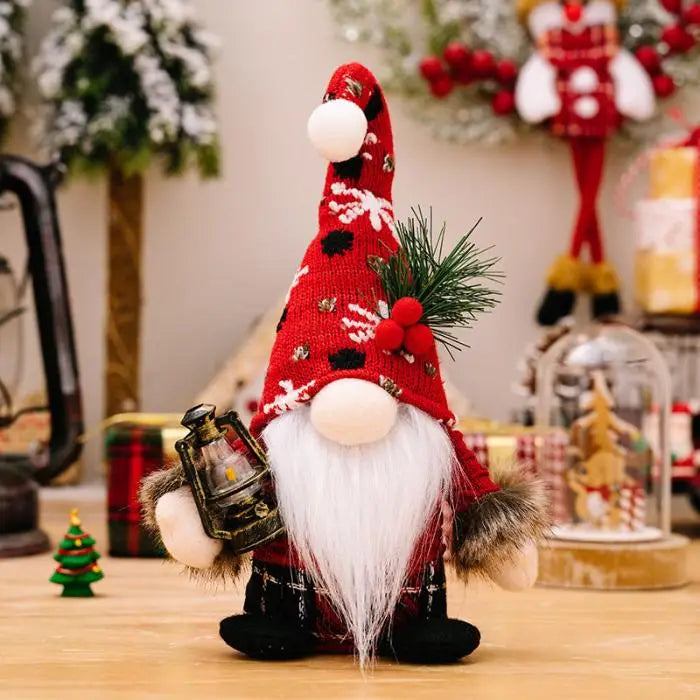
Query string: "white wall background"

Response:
xmin=4 ymin=1 xmax=697 ymax=480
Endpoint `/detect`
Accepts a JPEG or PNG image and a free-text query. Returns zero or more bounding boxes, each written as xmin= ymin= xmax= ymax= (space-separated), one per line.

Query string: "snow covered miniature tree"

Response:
xmin=50 ymin=509 xmax=104 ymax=597
xmin=34 ymin=0 xmax=220 ymax=416
xmin=0 ymin=1 xmax=28 ymax=143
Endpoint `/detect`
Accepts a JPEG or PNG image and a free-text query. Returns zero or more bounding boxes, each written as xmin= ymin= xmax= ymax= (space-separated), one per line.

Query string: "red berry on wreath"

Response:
xmin=430 ymin=74 xmax=454 ymax=98
xmin=661 ymin=24 xmax=695 ymax=53
xmin=635 ymin=45 xmax=661 ymax=73
xmin=443 ymin=42 xmax=470 ymax=69
xmin=660 ymin=0 xmax=682 ymax=13
xmin=452 ymin=65 xmax=473 ymax=85
xmin=495 ymin=59 xmax=518 ymax=85
xmin=391 ymin=297 xmax=424 ymax=327
xmin=653 ymin=73 xmax=676 ymax=98
xmin=419 ymin=56 xmax=445 ymax=82
xmin=492 ymin=90 xmax=515 ymax=115
xmin=404 ymin=324 xmax=434 ymax=357
xmin=470 ymin=50 xmax=495 ymax=78
xmin=684 ymin=3 xmax=700 ymax=25
xmin=375 ymin=319 xmax=405 ymax=352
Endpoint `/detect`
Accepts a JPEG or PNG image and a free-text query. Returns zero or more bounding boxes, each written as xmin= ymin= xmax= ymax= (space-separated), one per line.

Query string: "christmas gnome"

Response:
xmin=140 ymin=62 xmax=547 ymax=666
xmin=514 ymin=0 xmax=655 ymax=325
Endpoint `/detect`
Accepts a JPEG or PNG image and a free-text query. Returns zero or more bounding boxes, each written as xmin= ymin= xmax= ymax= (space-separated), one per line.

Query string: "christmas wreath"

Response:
xmin=329 ymin=0 xmax=700 ymax=144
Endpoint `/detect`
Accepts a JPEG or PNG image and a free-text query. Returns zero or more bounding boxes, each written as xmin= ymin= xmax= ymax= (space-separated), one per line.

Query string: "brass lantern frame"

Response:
xmin=175 ymin=407 xmax=284 ymax=554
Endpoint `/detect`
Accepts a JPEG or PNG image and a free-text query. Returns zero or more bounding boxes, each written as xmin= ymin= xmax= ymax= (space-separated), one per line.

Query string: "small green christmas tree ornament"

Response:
xmin=50 ymin=509 xmax=104 ymax=597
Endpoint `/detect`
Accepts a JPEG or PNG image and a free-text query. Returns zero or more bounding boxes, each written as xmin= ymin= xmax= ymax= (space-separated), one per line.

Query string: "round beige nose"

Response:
xmin=310 ymin=378 xmax=398 ymax=446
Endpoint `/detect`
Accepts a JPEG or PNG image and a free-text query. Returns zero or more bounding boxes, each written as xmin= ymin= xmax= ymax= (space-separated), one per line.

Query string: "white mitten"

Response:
xmin=515 ymin=54 xmax=561 ymax=124
xmin=485 ymin=540 xmax=539 ymax=591
xmin=155 ymin=486 xmax=223 ymax=569
xmin=610 ymin=49 xmax=655 ymax=122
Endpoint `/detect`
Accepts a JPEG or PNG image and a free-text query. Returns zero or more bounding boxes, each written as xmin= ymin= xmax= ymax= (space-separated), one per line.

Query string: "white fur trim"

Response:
xmin=310 ymin=378 xmax=398 ymax=446
xmin=263 ymin=404 xmax=454 ymax=666
xmin=155 ymin=486 xmax=223 ymax=569
xmin=609 ymin=48 xmax=656 ymax=122
xmin=527 ymin=1 xmax=563 ymax=38
xmin=569 ymin=66 xmax=599 ymax=94
xmin=515 ymin=53 xmax=562 ymax=123
xmin=307 ymin=99 xmax=368 ymax=163
xmin=584 ymin=0 xmax=616 ymax=27
xmin=486 ymin=539 xmax=539 ymax=591
xmin=573 ymin=95 xmax=600 ymax=119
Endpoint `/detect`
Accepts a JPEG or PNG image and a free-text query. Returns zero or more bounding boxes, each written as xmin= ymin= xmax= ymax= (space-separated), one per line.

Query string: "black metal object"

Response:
xmin=0 ymin=156 xmax=83 ymax=484
xmin=176 ymin=404 xmax=284 ymax=554
xmin=0 ymin=155 xmax=83 ymax=557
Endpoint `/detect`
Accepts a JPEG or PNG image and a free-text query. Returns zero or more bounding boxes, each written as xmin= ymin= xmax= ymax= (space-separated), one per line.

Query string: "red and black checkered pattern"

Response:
xmin=107 ymin=424 xmax=175 ymax=557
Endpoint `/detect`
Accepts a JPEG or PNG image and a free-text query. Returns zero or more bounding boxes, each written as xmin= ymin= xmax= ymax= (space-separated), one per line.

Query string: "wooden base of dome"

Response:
xmin=537 ymin=534 xmax=690 ymax=590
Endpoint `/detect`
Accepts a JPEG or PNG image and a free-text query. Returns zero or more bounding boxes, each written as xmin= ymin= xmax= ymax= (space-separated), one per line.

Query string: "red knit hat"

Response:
xmin=249 ymin=63 xmax=455 ymax=438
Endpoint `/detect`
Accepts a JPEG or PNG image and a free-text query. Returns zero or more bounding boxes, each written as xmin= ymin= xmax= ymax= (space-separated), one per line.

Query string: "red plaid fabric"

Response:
xmin=462 ymin=433 xmax=490 ymax=471
xmin=107 ymin=424 xmax=182 ymax=557
xmin=538 ymin=25 xmax=621 ymax=139
xmin=516 ymin=434 xmax=538 ymax=477
xmin=542 ymin=432 xmax=570 ymax=525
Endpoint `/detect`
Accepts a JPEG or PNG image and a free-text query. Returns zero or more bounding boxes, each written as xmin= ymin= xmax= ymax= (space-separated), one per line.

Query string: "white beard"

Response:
xmin=262 ymin=403 xmax=455 ymax=666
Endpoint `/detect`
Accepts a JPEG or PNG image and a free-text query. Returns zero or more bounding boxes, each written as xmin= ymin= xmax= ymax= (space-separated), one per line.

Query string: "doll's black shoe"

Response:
xmin=537 ymin=287 xmax=576 ymax=326
xmin=219 ymin=614 xmax=315 ymax=660
xmin=381 ymin=618 xmax=481 ymax=664
xmin=591 ymin=291 xmax=620 ymax=320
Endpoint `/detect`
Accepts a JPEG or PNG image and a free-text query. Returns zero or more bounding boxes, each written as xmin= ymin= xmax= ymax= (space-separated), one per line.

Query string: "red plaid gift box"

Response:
xmin=460 ymin=420 xmax=570 ymax=524
xmin=106 ymin=414 xmax=186 ymax=557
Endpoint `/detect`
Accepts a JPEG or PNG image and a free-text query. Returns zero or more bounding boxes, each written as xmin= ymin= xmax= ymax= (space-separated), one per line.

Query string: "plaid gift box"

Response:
xmin=460 ymin=419 xmax=570 ymax=524
xmin=106 ymin=414 xmax=186 ymax=557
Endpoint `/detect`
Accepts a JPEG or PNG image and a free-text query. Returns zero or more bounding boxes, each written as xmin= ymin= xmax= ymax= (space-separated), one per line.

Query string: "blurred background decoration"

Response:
xmin=32 ymin=0 xmax=221 ymax=417
xmin=329 ymin=0 xmax=700 ymax=145
xmin=0 ymin=0 xmax=27 ymax=144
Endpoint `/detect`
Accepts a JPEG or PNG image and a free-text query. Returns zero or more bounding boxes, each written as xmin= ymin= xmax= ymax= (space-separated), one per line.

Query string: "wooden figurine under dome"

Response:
xmin=535 ymin=320 xmax=689 ymax=590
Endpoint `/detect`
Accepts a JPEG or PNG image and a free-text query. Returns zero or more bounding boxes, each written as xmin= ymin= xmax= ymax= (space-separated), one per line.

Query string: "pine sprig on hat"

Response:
xmin=371 ymin=208 xmax=502 ymax=357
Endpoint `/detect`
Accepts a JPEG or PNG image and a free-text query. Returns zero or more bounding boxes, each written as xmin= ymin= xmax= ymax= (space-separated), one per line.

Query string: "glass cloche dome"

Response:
xmin=535 ymin=321 xmax=671 ymax=543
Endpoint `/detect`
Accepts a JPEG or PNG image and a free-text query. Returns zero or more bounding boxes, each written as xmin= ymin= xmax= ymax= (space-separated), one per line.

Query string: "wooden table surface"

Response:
xmin=1 ymin=490 xmax=699 ymax=700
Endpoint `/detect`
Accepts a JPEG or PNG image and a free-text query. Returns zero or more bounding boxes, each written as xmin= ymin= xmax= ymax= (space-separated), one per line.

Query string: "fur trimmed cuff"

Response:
xmin=451 ymin=466 xmax=549 ymax=581
xmin=138 ymin=466 xmax=246 ymax=585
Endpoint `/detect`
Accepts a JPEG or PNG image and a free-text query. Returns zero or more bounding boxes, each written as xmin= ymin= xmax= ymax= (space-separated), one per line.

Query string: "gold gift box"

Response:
xmin=650 ymin=147 xmax=697 ymax=199
xmin=635 ymin=249 xmax=697 ymax=314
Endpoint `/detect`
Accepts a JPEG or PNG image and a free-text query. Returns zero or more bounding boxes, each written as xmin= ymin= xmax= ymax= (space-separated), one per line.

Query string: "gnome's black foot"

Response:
xmin=381 ymin=618 xmax=481 ymax=664
xmin=591 ymin=291 xmax=620 ymax=320
xmin=537 ymin=288 xmax=576 ymax=326
xmin=219 ymin=614 xmax=315 ymax=661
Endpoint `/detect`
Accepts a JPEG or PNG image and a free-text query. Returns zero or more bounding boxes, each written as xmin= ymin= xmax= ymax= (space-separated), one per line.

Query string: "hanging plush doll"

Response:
xmin=140 ymin=63 xmax=547 ymax=667
xmin=515 ymin=0 xmax=655 ymax=325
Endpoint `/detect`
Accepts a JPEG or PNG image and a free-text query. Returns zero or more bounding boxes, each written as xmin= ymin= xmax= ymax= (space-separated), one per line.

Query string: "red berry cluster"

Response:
xmin=419 ymin=42 xmax=519 ymax=116
xmin=638 ymin=0 xmax=700 ymax=98
xmin=375 ymin=297 xmax=434 ymax=356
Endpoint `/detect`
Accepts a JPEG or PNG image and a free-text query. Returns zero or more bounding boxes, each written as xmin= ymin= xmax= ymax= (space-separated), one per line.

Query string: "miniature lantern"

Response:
xmin=536 ymin=322 xmax=672 ymax=543
xmin=175 ymin=404 xmax=284 ymax=554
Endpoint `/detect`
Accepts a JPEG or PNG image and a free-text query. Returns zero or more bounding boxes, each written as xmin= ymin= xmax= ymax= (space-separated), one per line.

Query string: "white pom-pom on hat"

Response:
xmin=307 ymin=99 xmax=368 ymax=163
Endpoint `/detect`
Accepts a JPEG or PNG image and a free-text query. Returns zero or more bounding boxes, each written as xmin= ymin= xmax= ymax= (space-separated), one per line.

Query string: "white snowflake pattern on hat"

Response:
xmin=328 ymin=182 xmax=394 ymax=232
xmin=262 ymin=379 xmax=316 ymax=415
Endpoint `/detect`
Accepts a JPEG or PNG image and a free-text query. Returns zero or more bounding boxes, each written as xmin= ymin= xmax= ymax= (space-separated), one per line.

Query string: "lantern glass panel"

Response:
xmin=536 ymin=323 xmax=672 ymax=543
xmin=198 ymin=433 xmax=263 ymax=504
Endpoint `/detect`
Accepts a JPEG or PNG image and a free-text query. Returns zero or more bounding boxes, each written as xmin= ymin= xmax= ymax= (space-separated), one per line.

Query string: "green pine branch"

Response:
xmin=372 ymin=207 xmax=502 ymax=358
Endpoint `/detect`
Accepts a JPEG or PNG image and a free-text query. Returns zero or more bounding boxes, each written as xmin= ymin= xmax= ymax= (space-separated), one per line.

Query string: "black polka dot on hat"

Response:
xmin=363 ymin=87 xmax=383 ymax=121
xmin=328 ymin=348 xmax=366 ymax=371
xmin=276 ymin=306 xmax=288 ymax=333
xmin=332 ymin=155 xmax=364 ymax=181
xmin=321 ymin=229 xmax=354 ymax=257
